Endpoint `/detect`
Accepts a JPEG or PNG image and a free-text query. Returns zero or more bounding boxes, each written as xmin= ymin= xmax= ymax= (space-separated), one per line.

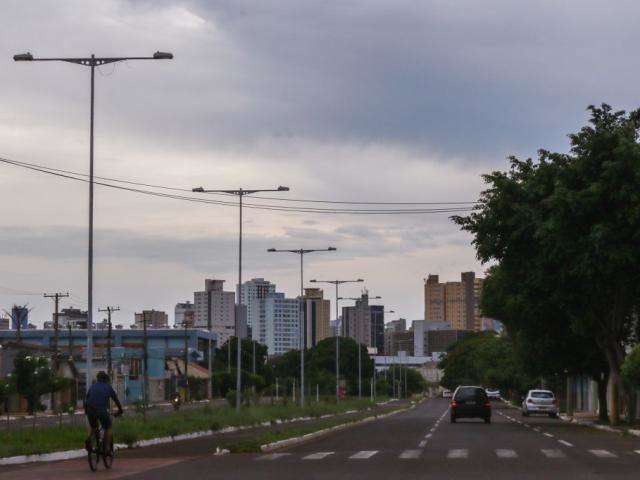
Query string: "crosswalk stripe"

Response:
xmin=635 ymin=450 xmax=640 ymax=455
xmin=495 ymin=449 xmax=518 ymax=459
xmin=425 ymin=433 xmax=433 ymax=439
xmin=558 ymin=440 xmax=573 ymax=447
xmin=543 ymin=432 xmax=554 ymax=438
xmin=541 ymin=449 xmax=566 ymax=459
xmin=302 ymin=452 xmax=334 ymax=460
xmin=419 ymin=440 xmax=427 ymax=448
xmin=589 ymin=449 xmax=617 ymax=458
xmin=350 ymin=450 xmax=378 ymax=459
xmin=399 ymin=449 xmax=422 ymax=459
xmin=447 ymin=449 xmax=468 ymax=459
xmin=256 ymin=453 xmax=290 ymax=461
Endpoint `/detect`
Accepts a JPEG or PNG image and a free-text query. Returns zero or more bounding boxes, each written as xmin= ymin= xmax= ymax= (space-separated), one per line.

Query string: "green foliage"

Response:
xmin=377 ymin=366 xmax=426 ymax=396
xmin=10 ymin=353 xmax=58 ymax=414
xmin=214 ymin=338 xmax=269 ymax=377
xmin=621 ymin=346 xmax=640 ymax=390
xmin=439 ymin=334 xmax=532 ymax=397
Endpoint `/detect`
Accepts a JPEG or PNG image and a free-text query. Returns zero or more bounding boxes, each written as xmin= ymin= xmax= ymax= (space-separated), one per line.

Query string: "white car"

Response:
xmin=442 ymin=389 xmax=452 ymax=398
xmin=486 ymin=389 xmax=501 ymax=400
xmin=522 ymin=390 xmax=558 ymax=417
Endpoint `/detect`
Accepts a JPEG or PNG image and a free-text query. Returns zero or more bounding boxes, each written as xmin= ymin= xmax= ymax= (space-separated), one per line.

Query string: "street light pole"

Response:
xmin=309 ymin=279 xmax=364 ymax=401
xmin=193 ymin=185 xmax=289 ymax=411
xmin=14 ymin=51 xmax=173 ymax=392
xmin=267 ymin=247 xmax=336 ymax=407
xmin=339 ymin=295 xmax=381 ymax=399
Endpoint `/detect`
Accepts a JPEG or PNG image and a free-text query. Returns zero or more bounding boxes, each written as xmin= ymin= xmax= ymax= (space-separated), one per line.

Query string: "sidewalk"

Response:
xmin=559 ymin=412 xmax=640 ymax=437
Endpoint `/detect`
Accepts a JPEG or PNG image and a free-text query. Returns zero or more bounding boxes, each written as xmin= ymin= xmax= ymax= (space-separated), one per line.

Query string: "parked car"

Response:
xmin=486 ymin=389 xmax=501 ymax=400
xmin=521 ymin=390 xmax=558 ymax=417
xmin=450 ymin=386 xmax=491 ymax=424
xmin=442 ymin=389 xmax=452 ymax=398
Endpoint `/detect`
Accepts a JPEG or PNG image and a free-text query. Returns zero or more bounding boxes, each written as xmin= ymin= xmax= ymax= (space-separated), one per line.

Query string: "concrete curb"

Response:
xmin=0 ymin=406 xmax=377 ymax=466
xmin=559 ymin=414 xmax=640 ymax=437
xmin=260 ymin=401 xmax=419 ymax=452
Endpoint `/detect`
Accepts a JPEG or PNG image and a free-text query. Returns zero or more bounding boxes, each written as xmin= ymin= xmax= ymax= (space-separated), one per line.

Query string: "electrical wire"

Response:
xmin=0 ymin=157 xmax=475 ymax=215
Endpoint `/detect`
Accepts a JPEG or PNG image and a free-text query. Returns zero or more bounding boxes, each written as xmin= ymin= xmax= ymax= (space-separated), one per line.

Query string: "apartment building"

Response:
xmin=302 ymin=288 xmax=331 ymax=348
xmin=134 ymin=310 xmax=169 ymax=329
xmin=424 ymin=272 xmax=483 ymax=331
xmin=194 ymin=279 xmax=236 ymax=347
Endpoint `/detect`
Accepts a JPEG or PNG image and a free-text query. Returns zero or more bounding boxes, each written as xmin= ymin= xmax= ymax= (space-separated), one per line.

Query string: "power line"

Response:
xmin=0 ymin=157 xmax=475 ymax=215
xmin=0 ymin=157 xmax=477 ymax=207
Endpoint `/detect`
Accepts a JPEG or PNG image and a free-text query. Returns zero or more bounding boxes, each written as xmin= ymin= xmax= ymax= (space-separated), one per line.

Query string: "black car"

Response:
xmin=450 ymin=386 xmax=491 ymax=424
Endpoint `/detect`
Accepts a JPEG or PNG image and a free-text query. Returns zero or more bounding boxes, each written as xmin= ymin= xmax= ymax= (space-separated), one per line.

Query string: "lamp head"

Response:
xmin=357 ymin=278 xmax=364 ymax=282
xmin=153 ymin=51 xmax=173 ymax=60
xmin=327 ymin=246 xmax=337 ymax=251
xmin=277 ymin=186 xmax=290 ymax=191
xmin=267 ymin=248 xmax=276 ymax=252
xmin=13 ymin=53 xmax=34 ymax=61
xmin=309 ymin=279 xmax=317 ymax=283
xmin=192 ymin=187 xmax=204 ymax=192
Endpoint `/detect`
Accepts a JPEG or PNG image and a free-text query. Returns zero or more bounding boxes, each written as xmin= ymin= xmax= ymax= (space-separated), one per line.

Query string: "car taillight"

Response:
xmin=484 ymin=402 xmax=491 ymax=408
xmin=527 ymin=399 xmax=534 ymax=404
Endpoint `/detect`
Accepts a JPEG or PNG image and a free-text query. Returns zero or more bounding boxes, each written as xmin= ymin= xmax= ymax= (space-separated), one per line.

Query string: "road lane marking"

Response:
xmin=447 ymin=449 xmax=468 ymax=459
xmin=303 ymin=452 xmax=334 ymax=460
xmin=589 ymin=449 xmax=617 ymax=458
xmin=635 ymin=450 xmax=640 ymax=455
xmin=425 ymin=433 xmax=433 ymax=439
xmin=400 ymin=449 xmax=422 ymax=459
xmin=524 ymin=424 xmax=530 ymax=428
xmin=533 ymin=428 xmax=541 ymax=432
xmin=543 ymin=433 xmax=554 ymax=438
xmin=541 ymin=449 xmax=566 ymax=459
xmin=350 ymin=450 xmax=378 ymax=459
xmin=558 ymin=440 xmax=574 ymax=447
xmin=495 ymin=449 xmax=518 ymax=458
xmin=430 ymin=428 xmax=435 ymax=432
xmin=257 ymin=453 xmax=290 ymax=461
xmin=419 ymin=440 xmax=427 ymax=448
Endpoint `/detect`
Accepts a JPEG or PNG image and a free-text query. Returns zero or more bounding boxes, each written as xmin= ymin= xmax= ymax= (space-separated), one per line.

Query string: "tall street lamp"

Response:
xmin=339 ymin=295 xmax=381 ymax=398
xmin=192 ymin=186 xmax=289 ymax=411
xmin=14 ymin=51 xmax=173 ymax=391
xmin=309 ymin=278 xmax=364 ymax=401
xmin=267 ymin=247 xmax=336 ymax=407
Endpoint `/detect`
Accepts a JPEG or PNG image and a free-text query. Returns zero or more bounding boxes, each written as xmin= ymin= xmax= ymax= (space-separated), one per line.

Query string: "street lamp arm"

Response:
xmin=13 ymin=52 xmax=173 ymax=66
xmin=192 ymin=187 xmax=290 ymax=195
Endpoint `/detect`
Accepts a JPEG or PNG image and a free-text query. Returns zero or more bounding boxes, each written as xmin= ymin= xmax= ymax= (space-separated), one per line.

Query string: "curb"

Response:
xmin=558 ymin=414 xmax=640 ymax=437
xmin=260 ymin=401 xmax=419 ymax=452
xmin=0 ymin=406 xmax=377 ymax=466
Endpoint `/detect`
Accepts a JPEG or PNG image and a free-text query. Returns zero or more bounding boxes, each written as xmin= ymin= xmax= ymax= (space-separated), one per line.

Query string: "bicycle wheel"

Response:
xmin=87 ymin=433 xmax=100 ymax=472
xmin=102 ymin=440 xmax=114 ymax=469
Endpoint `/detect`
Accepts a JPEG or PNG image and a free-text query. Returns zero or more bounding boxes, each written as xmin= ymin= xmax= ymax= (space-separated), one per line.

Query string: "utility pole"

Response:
xmin=44 ymin=292 xmax=69 ymax=365
xmin=142 ymin=310 xmax=149 ymax=421
xmin=98 ymin=306 xmax=119 ymax=379
xmin=183 ymin=319 xmax=189 ymax=402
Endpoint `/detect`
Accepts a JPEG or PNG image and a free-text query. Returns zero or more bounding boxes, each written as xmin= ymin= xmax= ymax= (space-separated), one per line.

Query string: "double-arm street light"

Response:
xmin=14 ymin=51 xmax=173 ymax=391
xmin=192 ymin=186 xmax=289 ymax=411
xmin=338 ymin=295 xmax=382 ymax=398
xmin=309 ymin=278 xmax=364 ymax=401
xmin=267 ymin=247 xmax=336 ymax=407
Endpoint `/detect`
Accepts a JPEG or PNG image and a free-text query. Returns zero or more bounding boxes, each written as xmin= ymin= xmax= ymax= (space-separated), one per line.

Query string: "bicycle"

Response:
xmin=87 ymin=412 xmax=120 ymax=471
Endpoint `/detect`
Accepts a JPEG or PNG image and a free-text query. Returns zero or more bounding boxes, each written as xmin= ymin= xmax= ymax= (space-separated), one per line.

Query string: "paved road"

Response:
xmin=2 ymin=398 xmax=640 ymax=479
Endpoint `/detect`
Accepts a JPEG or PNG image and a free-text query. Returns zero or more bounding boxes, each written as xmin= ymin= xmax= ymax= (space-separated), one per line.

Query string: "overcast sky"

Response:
xmin=2 ymin=0 xmax=639 ymax=327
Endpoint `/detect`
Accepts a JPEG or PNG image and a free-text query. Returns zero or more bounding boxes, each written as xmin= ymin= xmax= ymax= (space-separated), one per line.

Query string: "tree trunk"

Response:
xmin=627 ymin=390 xmax=637 ymax=425
xmin=596 ymin=374 xmax=609 ymax=423
xmin=609 ymin=366 xmax=621 ymax=426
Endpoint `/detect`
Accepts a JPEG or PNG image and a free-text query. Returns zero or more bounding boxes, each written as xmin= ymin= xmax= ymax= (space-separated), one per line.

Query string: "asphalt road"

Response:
xmin=2 ymin=397 xmax=640 ymax=479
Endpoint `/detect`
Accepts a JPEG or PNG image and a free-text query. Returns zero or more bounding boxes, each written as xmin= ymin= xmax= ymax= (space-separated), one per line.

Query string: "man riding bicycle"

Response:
xmin=84 ymin=371 xmax=124 ymax=452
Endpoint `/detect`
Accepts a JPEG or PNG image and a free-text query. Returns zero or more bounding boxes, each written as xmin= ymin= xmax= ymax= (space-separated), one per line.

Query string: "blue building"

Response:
xmin=0 ymin=328 xmax=216 ymax=405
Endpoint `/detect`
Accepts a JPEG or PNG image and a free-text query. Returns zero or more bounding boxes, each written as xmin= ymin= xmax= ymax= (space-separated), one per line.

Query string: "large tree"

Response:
xmin=454 ymin=105 xmax=640 ymax=424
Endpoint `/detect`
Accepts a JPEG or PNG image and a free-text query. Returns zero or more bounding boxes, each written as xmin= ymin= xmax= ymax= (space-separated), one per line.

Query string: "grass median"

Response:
xmin=0 ymin=398 xmax=398 ymax=458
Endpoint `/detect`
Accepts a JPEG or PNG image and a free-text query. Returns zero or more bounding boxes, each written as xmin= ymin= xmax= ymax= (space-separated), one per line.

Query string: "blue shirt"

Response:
xmin=85 ymin=381 xmax=118 ymax=410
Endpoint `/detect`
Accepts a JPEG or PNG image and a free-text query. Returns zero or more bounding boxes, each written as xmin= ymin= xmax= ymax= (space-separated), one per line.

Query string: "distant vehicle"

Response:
xmin=450 ymin=386 xmax=491 ymax=424
xmin=442 ymin=389 xmax=452 ymax=398
xmin=522 ymin=390 xmax=558 ymax=417
xmin=486 ymin=389 xmax=501 ymax=400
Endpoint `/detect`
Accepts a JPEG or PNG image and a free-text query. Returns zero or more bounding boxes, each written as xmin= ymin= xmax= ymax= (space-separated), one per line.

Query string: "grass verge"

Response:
xmin=0 ymin=398 xmax=382 ymax=458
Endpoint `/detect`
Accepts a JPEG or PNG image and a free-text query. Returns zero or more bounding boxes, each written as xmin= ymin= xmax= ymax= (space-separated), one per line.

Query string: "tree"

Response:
xmin=0 ymin=378 xmax=14 ymax=413
xmin=11 ymin=353 xmax=57 ymax=414
xmin=621 ymin=346 xmax=640 ymax=391
xmin=454 ymin=105 xmax=640 ymax=424
xmin=214 ymin=337 xmax=269 ymax=377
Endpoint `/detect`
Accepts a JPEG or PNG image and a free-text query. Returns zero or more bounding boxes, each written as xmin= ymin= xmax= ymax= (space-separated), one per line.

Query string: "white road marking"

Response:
xmin=430 ymin=428 xmax=436 ymax=432
xmin=541 ymin=449 xmax=566 ymax=459
xmin=589 ymin=449 xmax=617 ymax=458
xmin=303 ymin=452 xmax=334 ymax=460
xmin=399 ymin=449 xmax=422 ymax=459
xmin=495 ymin=449 xmax=518 ymax=459
xmin=425 ymin=433 xmax=433 ymax=439
xmin=350 ymin=450 xmax=378 ymax=459
xmin=543 ymin=433 xmax=554 ymax=438
xmin=256 ymin=453 xmax=291 ymax=461
xmin=447 ymin=449 xmax=468 ymax=459
xmin=635 ymin=450 xmax=640 ymax=455
xmin=419 ymin=440 xmax=427 ymax=448
xmin=524 ymin=424 xmax=530 ymax=428
xmin=558 ymin=440 xmax=574 ymax=447
xmin=533 ymin=428 xmax=541 ymax=432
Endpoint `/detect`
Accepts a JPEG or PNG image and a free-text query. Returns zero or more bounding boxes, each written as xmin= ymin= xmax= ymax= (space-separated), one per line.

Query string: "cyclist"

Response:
xmin=84 ymin=371 xmax=124 ymax=452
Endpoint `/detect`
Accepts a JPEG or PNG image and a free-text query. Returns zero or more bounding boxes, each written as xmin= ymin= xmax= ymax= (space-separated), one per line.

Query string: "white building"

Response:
xmin=174 ymin=301 xmax=195 ymax=328
xmin=194 ymin=279 xmax=236 ymax=347
xmin=238 ymin=278 xmax=276 ymax=333
xmin=262 ymin=293 xmax=300 ymax=356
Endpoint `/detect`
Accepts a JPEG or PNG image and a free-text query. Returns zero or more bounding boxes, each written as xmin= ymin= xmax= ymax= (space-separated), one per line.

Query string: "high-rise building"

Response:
xmin=134 ymin=310 xmax=169 ymax=329
xmin=426 ymin=329 xmax=475 ymax=355
xmin=302 ymin=288 xmax=331 ymax=348
xmin=263 ymin=292 xmax=300 ymax=356
xmin=174 ymin=301 xmax=195 ymax=328
xmin=387 ymin=330 xmax=414 ymax=356
xmin=370 ymin=305 xmax=385 ymax=354
xmin=424 ymin=272 xmax=483 ymax=331
xmin=342 ymin=292 xmax=372 ymax=346
xmin=0 ymin=316 xmax=9 ymax=330
xmin=57 ymin=308 xmax=88 ymax=329
xmin=194 ymin=279 xmax=236 ymax=347
xmin=384 ymin=318 xmax=407 ymax=355
xmin=238 ymin=278 xmax=276 ymax=334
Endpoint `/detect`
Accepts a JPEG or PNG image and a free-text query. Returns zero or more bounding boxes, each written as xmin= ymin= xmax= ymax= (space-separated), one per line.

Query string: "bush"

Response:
xmin=226 ymin=390 xmax=240 ymax=407
xmin=621 ymin=346 xmax=640 ymax=390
